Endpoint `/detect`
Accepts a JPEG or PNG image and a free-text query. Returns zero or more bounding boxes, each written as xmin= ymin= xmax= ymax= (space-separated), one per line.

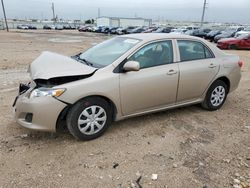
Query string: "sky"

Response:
xmin=0 ymin=0 xmax=250 ymax=24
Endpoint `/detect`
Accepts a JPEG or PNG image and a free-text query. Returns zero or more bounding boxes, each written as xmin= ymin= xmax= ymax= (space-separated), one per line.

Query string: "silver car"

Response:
xmin=13 ymin=34 xmax=242 ymax=140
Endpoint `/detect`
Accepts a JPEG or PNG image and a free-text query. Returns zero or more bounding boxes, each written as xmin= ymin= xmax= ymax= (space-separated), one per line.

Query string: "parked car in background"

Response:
xmin=78 ymin=25 xmax=89 ymax=32
xmin=235 ymin=27 xmax=250 ymax=37
xmin=171 ymin=28 xmax=188 ymax=34
xmin=214 ymin=31 xmax=236 ymax=43
xmin=143 ymin=27 xmax=158 ymax=33
xmin=123 ymin=26 xmax=137 ymax=34
xmin=27 ymin=25 xmax=37 ymax=30
xmin=185 ymin=26 xmax=199 ymax=30
xmin=95 ymin=26 xmax=105 ymax=33
xmin=13 ymin=33 xmax=242 ymax=140
xmin=100 ymin=26 xmax=109 ymax=33
xmin=217 ymin=34 xmax=250 ymax=50
xmin=114 ymin=27 xmax=123 ymax=35
xmin=63 ymin=25 xmax=73 ymax=30
xmin=127 ymin=27 xmax=146 ymax=34
xmin=185 ymin=28 xmax=211 ymax=38
xmin=43 ymin=25 xmax=52 ymax=30
xmin=55 ymin=25 xmax=63 ymax=30
xmin=17 ymin=25 xmax=29 ymax=30
xmin=103 ymin=27 xmax=118 ymax=34
xmin=153 ymin=27 xmax=172 ymax=33
xmin=205 ymin=30 xmax=222 ymax=42
xmin=110 ymin=27 xmax=119 ymax=34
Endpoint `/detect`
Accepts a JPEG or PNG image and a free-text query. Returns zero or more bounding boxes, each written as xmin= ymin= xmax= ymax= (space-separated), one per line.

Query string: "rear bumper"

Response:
xmin=13 ymin=90 xmax=67 ymax=132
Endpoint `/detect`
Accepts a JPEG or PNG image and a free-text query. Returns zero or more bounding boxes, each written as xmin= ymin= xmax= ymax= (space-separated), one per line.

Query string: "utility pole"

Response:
xmin=201 ymin=0 xmax=208 ymax=27
xmin=51 ymin=2 xmax=55 ymax=22
xmin=1 ymin=0 xmax=9 ymax=32
xmin=98 ymin=8 xmax=100 ymax=18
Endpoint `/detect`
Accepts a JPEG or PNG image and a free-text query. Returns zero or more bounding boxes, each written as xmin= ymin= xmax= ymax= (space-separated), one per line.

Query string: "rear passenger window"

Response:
xmin=177 ymin=40 xmax=214 ymax=61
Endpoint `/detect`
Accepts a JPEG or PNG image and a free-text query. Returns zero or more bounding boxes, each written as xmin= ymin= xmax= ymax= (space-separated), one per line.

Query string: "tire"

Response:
xmin=201 ymin=80 xmax=228 ymax=111
xmin=229 ymin=44 xmax=237 ymax=50
xmin=66 ymin=97 xmax=112 ymax=140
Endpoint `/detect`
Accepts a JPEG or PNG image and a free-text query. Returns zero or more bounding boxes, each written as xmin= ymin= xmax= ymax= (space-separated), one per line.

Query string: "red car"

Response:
xmin=217 ymin=34 xmax=250 ymax=50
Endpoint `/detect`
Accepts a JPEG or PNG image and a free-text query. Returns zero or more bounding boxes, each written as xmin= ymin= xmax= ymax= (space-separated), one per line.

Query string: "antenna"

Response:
xmin=201 ymin=0 xmax=208 ymax=26
xmin=1 ymin=0 xmax=9 ymax=32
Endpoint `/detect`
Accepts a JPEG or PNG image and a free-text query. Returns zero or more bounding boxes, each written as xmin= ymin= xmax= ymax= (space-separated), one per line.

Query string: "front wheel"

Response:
xmin=66 ymin=97 xmax=112 ymax=140
xmin=201 ymin=80 xmax=228 ymax=111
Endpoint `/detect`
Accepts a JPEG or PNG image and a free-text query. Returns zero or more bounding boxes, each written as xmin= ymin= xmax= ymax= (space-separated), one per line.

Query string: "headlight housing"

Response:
xmin=29 ymin=88 xmax=66 ymax=98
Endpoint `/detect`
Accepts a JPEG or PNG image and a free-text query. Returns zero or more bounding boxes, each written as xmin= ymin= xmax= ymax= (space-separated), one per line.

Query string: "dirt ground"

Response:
xmin=0 ymin=30 xmax=249 ymax=188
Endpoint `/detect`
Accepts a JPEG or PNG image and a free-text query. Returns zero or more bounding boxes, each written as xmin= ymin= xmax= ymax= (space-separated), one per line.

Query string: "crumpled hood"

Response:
xmin=30 ymin=51 xmax=97 ymax=80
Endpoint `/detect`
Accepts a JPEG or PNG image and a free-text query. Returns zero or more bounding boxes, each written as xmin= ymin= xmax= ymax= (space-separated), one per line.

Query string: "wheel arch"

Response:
xmin=216 ymin=76 xmax=230 ymax=93
xmin=56 ymin=95 xmax=118 ymax=132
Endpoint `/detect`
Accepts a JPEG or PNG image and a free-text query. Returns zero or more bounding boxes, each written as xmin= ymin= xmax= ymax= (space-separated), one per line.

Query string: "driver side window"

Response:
xmin=128 ymin=41 xmax=173 ymax=69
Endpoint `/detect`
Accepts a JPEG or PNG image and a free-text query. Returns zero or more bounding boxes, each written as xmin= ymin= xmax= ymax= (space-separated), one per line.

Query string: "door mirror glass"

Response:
xmin=123 ymin=61 xmax=140 ymax=72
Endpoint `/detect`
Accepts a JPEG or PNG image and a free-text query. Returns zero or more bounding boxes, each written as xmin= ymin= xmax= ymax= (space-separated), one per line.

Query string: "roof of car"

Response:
xmin=121 ymin=33 xmax=199 ymax=42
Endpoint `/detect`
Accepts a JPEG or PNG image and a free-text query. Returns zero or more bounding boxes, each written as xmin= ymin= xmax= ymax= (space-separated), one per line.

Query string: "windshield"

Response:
xmin=79 ymin=37 xmax=140 ymax=68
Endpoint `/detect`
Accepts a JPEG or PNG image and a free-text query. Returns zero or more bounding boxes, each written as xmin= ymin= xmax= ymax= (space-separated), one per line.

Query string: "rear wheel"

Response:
xmin=201 ymin=80 xmax=228 ymax=111
xmin=66 ymin=97 xmax=112 ymax=140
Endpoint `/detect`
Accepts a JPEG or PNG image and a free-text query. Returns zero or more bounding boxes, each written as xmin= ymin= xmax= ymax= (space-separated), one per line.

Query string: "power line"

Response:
xmin=1 ymin=0 xmax=9 ymax=32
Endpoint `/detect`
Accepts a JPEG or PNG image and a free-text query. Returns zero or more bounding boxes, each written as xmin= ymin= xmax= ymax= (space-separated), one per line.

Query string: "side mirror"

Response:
xmin=123 ymin=61 xmax=140 ymax=72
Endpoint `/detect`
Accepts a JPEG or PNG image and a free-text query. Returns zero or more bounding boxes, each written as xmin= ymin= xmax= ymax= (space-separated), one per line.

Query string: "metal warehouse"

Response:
xmin=96 ymin=17 xmax=152 ymax=27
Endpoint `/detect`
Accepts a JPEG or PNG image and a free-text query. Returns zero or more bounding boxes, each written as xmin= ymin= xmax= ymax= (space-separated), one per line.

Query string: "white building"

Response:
xmin=96 ymin=17 xmax=152 ymax=27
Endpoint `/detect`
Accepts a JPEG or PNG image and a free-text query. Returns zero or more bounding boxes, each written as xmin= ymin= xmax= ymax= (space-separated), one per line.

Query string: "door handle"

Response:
xmin=208 ymin=63 xmax=217 ymax=68
xmin=167 ymin=69 xmax=177 ymax=75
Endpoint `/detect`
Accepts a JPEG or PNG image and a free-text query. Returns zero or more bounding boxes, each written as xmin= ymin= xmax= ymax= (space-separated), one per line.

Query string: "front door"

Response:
xmin=119 ymin=40 xmax=179 ymax=115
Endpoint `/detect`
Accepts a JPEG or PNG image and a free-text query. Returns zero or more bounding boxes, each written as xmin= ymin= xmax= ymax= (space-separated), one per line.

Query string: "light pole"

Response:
xmin=1 ymin=0 xmax=9 ymax=32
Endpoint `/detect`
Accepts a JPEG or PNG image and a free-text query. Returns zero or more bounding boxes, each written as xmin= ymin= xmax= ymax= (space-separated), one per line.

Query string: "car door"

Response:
xmin=176 ymin=40 xmax=220 ymax=102
xmin=119 ymin=40 xmax=179 ymax=115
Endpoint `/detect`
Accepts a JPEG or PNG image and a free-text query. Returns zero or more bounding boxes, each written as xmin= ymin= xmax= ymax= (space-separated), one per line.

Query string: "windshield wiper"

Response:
xmin=71 ymin=54 xmax=94 ymax=67
xmin=80 ymin=58 xmax=94 ymax=67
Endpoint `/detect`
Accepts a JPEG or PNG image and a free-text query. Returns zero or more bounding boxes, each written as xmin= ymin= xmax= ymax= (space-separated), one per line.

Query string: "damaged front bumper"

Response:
xmin=13 ymin=83 xmax=67 ymax=132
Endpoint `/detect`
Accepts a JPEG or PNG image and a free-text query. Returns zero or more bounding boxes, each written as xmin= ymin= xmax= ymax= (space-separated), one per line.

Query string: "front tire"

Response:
xmin=201 ymin=80 xmax=228 ymax=111
xmin=66 ymin=97 xmax=112 ymax=140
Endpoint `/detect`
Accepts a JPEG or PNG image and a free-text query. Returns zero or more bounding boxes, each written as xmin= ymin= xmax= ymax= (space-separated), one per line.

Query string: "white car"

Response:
xmin=235 ymin=27 xmax=250 ymax=37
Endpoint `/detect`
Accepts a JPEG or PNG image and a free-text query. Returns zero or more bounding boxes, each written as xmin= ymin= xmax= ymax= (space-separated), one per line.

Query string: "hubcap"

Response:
xmin=210 ymin=86 xmax=225 ymax=107
xmin=78 ymin=105 xmax=107 ymax=135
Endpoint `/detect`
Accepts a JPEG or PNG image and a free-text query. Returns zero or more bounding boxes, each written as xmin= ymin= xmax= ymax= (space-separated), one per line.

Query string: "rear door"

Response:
xmin=176 ymin=40 xmax=220 ymax=102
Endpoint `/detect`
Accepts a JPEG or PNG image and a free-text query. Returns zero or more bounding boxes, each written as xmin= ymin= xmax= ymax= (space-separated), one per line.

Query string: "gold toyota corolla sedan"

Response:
xmin=13 ymin=34 xmax=242 ymax=140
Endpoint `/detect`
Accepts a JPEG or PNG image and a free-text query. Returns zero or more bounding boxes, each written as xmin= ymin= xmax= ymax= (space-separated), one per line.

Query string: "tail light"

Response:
xmin=238 ymin=61 xmax=243 ymax=68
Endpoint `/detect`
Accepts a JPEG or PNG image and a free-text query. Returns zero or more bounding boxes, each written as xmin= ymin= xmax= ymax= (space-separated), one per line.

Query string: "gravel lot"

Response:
xmin=0 ymin=30 xmax=249 ymax=188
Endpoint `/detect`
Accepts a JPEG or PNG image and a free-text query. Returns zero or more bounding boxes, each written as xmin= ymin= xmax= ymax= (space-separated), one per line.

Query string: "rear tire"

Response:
xmin=201 ymin=80 xmax=228 ymax=111
xmin=66 ymin=97 xmax=112 ymax=140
